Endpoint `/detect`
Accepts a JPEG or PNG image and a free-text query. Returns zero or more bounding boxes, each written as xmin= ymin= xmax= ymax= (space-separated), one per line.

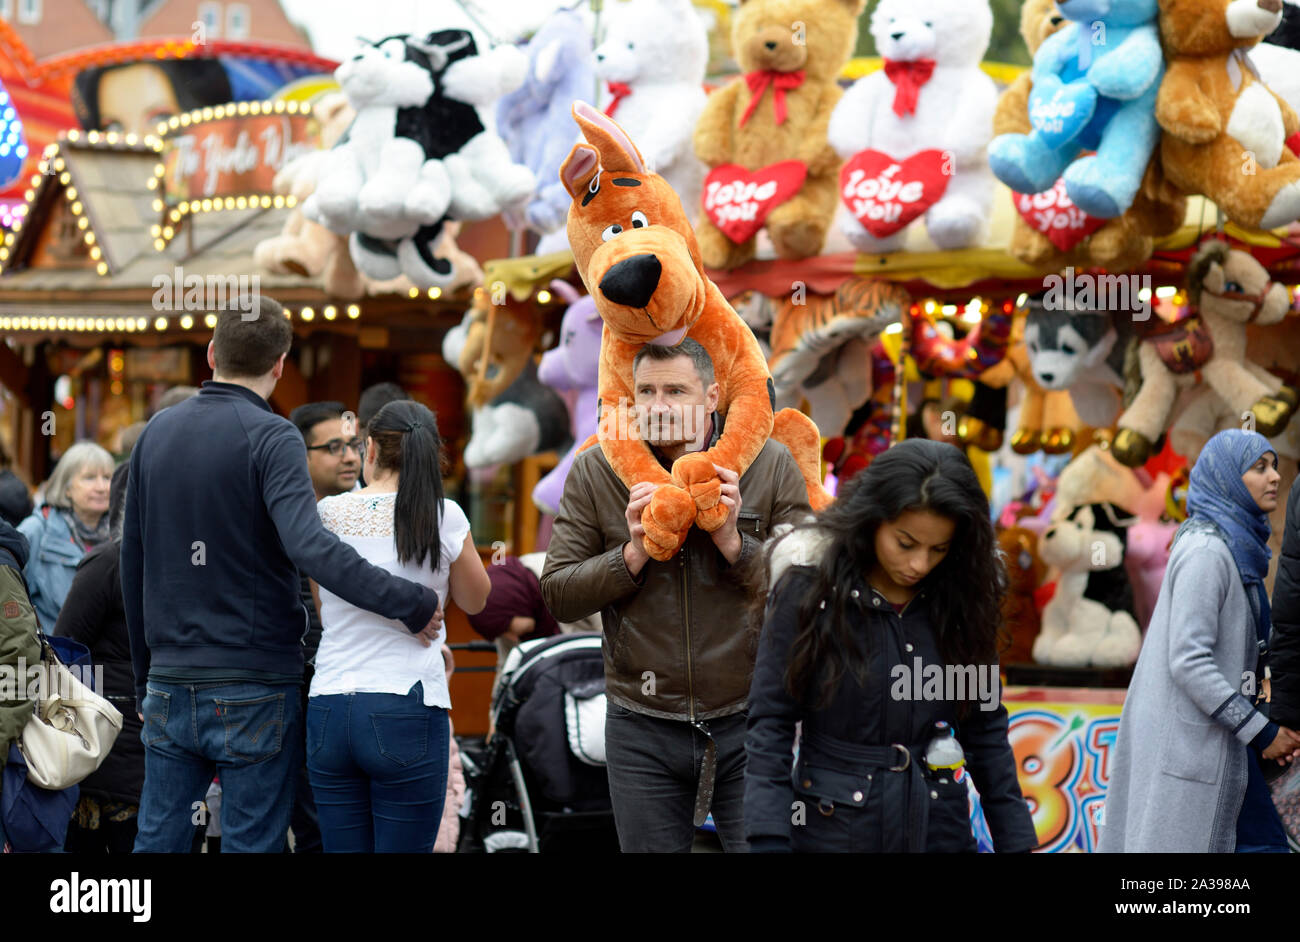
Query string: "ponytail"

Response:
xmin=368 ymin=400 xmax=445 ymax=569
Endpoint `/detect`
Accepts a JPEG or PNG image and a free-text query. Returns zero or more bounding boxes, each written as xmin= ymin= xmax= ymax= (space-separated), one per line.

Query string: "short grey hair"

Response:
xmin=632 ymin=337 xmax=715 ymax=389
xmin=44 ymin=441 xmax=113 ymax=510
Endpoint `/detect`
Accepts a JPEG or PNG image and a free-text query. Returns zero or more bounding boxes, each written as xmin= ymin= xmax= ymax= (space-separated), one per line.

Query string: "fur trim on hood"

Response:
xmin=767 ymin=524 xmax=833 ymax=589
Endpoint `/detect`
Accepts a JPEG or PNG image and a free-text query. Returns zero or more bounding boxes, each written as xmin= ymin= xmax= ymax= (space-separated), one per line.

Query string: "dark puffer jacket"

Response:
xmin=744 ymin=531 xmax=1038 ymax=854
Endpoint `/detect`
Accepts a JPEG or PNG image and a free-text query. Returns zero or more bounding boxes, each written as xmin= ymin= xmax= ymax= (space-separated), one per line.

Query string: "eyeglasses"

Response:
xmin=307 ymin=438 xmax=363 ymax=458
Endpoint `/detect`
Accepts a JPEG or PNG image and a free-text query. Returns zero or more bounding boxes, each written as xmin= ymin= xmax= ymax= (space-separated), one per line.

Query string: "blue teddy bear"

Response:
xmin=988 ymin=0 xmax=1164 ymax=219
xmin=496 ymin=9 xmax=595 ymax=236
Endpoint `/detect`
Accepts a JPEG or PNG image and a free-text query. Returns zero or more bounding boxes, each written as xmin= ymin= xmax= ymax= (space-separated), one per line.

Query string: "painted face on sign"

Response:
xmin=98 ymin=64 xmax=182 ymax=135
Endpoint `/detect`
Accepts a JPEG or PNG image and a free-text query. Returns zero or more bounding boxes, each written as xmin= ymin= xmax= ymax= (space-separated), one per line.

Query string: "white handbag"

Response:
xmin=20 ymin=637 xmax=123 ymax=790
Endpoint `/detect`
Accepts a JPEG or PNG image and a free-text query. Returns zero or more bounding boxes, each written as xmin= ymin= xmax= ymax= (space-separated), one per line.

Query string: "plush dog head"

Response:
xmin=1188 ymin=238 xmax=1290 ymax=327
xmin=337 ymin=35 xmax=438 ymax=109
xmin=561 ymin=101 xmax=709 ymax=346
xmin=1040 ymin=502 xmax=1127 ymax=573
xmin=1024 ymin=302 xmax=1118 ymax=391
xmin=999 ymin=525 xmax=1047 ymax=593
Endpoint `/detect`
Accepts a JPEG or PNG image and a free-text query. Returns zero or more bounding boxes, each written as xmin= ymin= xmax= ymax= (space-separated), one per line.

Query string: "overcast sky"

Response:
xmin=278 ymin=0 xmax=577 ymax=60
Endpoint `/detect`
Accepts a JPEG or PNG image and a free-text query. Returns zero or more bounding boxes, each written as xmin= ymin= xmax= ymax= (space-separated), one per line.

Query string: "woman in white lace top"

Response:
xmin=307 ymin=400 xmax=490 ymax=852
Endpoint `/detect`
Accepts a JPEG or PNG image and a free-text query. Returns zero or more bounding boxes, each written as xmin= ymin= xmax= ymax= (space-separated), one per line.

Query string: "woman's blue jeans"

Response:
xmin=306 ymin=682 xmax=449 ymax=853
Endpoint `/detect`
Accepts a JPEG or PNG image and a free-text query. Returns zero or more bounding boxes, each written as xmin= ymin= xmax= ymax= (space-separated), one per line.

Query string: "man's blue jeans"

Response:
xmin=134 ymin=681 xmax=302 ymax=853
xmin=306 ymin=683 xmax=449 ymax=853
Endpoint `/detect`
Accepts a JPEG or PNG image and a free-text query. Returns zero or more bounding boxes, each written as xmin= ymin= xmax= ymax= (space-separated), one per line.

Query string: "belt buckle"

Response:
xmin=889 ymin=744 xmax=910 ymax=772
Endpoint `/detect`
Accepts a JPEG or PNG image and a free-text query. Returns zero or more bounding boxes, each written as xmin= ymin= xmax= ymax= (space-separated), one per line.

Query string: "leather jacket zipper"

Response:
xmin=681 ymin=546 xmax=695 ymax=723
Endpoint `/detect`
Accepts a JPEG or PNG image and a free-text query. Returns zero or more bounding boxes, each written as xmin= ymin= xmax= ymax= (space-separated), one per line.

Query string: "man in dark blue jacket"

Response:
xmin=122 ymin=299 xmax=443 ymax=853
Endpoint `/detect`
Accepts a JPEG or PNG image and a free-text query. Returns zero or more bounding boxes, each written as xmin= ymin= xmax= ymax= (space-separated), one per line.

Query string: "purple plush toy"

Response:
xmin=533 ymin=280 xmax=602 ymax=514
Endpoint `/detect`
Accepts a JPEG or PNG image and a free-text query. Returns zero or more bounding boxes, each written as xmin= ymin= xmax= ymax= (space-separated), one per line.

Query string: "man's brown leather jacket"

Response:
xmin=540 ymin=435 xmax=812 ymax=721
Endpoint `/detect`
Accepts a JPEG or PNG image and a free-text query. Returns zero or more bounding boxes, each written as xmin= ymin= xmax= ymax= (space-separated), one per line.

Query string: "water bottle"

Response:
xmin=924 ymin=721 xmax=965 ymax=772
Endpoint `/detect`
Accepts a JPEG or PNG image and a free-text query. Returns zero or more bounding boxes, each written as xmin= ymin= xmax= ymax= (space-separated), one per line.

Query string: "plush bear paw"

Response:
xmin=1063 ymin=155 xmax=1133 ymax=219
xmin=769 ymin=217 xmax=828 ymax=260
xmin=988 ymin=133 xmax=1061 ymax=195
xmin=697 ymin=222 xmax=755 ymax=270
xmin=926 ymin=197 xmax=984 ymax=250
xmin=1261 ymin=180 xmax=1300 ymax=230
xmin=1111 ymin=427 xmax=1153 ymax=467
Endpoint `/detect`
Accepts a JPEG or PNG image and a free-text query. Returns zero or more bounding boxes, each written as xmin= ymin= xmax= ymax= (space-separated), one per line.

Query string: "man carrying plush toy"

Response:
xmin=542 ymin=339 xmax=812 ymax=852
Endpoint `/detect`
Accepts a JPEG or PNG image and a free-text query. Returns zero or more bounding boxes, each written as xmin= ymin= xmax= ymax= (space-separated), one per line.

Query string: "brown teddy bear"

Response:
xmin=998 ymin=525 xmax=1047 ymax=664
xmin=994 ymin=0 xmax=1186 ymax=271
xmin=692 ymin=0 xmax=863 ymax=270
xmin=1156 ymin=0 xmax=1300 ymax=231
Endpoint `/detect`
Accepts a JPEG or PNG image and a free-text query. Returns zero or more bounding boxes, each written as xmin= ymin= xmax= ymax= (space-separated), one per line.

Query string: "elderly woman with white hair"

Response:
xmin=18 ymin=441 xmax=114 ymax=629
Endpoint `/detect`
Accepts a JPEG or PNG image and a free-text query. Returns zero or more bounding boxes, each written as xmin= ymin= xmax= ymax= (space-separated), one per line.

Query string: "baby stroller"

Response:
xmin=457 ymin=633 xmax=619 ymax=853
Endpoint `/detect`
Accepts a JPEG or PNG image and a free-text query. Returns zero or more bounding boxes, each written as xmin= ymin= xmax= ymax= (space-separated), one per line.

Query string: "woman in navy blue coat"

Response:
xmin=744 ymin=439 xmax=1037 ymax=853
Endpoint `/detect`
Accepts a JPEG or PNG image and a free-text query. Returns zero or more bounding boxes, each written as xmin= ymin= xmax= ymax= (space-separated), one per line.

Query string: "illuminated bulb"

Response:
xmin=96 ymin=261 xmax=108 ymax=275
xmin=323 ymin=306 xmax=337 ymax=320
xmin=154 ymin=238 xmax=165 ymax=251
xmin=150 ymin=225 xmax=162 ymax=237
xmin=285 ymin=195 xmax=297 ymax=208
xmin=408 ymin=287 xmax=419 ymax=299
xmin=204 ymin=314 xmax=217 ymax=328
xmin=77 ymin=216 xmax=88 ymax=230
xmin=154 ymin=317 xmax=167 ymax=330
xmin=942 ymin=304 xmax=957 ymax=316
xmin=59 ymin=172 xmax=70 ymax=184
xmin=22 ymin=189 xmax=32 ymax=201
xmin=146 ymin=177 xmax=158 ymax=190
xmin=237 ymin=102 xmax=250 ymax=115
xmin=300 ymin=307 xmax=314 ymax=321
xmin=924 ymin=300 xmax=936 ymax=314
xmin=151 ymin=199 xmax=163 ymax=212
xmin=84 ymin=231 xmax=95 ymax=245
xmin=180 ymin=315 xmax=193 ymax=329
xmin=89 ymin=246 xmax=100 ymax=260
xmin=223 ymin=197 xmax=235 ymax=210
xmin=115 ymin=318 xmax=126 ymax=331
xmin=56 ymin=317 xmax=67 ymax=330
xmin=125 ymin=133 xmax=138 ymax=146
xmin=236 ymin=196 xmax=247 ymax=209
xmin=179 ymin=114 xmax=191 ymax=127
xmin=66 ymin=130 xmax=79 ymax=141
xmin=273 ymin=195 xmax=285 ymax=208
xmin=163 ymin=226 xmax=174 ymax=239
xmin=346 ymin=305 xmax=360 ymax=319
xmin=135 ymin=318 xmax=146 ymax=331
xmin=536 ymin=289 xmax=550 ymax=304
xmin=201 ymin=199 xmax=213 ymax=212
xmin=1156 ymin=286 xmax=1177 ymax=299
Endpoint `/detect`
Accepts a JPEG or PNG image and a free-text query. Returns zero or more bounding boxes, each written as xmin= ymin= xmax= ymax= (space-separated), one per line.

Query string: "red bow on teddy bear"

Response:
xmin=740 ymin=68 xmax=806 ymax=127
xmin=883 ymin=58 xmax=936 ymax=117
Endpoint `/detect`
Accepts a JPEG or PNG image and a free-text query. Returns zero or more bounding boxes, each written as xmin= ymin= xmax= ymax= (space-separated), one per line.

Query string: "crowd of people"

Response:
xmin=1 ymin=294 xmax=1300 ymax=854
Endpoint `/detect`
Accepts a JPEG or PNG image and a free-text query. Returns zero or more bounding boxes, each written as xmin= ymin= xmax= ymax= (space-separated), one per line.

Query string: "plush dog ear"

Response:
xmin=560 ymin=143 xmax=601 ymax=201
xmin=571 ymin=100 xmax=645 ymax=175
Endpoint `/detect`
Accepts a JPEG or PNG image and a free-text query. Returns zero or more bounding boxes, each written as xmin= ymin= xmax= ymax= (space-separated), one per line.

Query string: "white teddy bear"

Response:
xmin=594 ymin=0 xmax=709 ymax=214
xmin=827 ymin=0 xmax=998 ymax=252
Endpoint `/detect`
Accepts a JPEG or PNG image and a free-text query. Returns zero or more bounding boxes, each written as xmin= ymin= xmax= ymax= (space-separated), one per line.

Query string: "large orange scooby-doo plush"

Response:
xmin=561 ymin=101 xmax=832 ymax=561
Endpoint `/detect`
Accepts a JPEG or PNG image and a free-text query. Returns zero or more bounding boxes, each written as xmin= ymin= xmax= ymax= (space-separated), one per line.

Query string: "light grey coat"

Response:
xmin=1098 ymin=527 xmax=1269 ymax=853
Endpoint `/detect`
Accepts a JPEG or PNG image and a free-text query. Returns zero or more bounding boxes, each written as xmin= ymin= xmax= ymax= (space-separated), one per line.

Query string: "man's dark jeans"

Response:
xmin=134 ymin=680 xmax=302 ymax=853
xmin=603 ymin=701 xmax=749 ymax=853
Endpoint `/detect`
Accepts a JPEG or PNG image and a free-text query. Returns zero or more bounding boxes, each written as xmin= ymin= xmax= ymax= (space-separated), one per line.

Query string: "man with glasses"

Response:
xmin=282 ymin=401 xmax=363 ymax=853
xmin=293 ymin=402 xmax=363 ymax=501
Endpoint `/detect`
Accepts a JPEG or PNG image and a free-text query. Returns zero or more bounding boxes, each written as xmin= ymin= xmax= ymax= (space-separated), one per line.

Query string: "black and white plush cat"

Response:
xmin=305 ymin=29 xmax=534 ymax=288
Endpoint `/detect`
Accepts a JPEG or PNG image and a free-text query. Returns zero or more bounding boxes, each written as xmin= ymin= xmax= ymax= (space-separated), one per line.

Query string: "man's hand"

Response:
xmin=711 ymin=464 xmax=743 ymax=565
xmin=414 ymin=607 xmax=445 ymax=647
xmin=1262 ymin=725 xmax=1300 ymax=763
xmin=623 ymin=482 xmax=658 ymax=577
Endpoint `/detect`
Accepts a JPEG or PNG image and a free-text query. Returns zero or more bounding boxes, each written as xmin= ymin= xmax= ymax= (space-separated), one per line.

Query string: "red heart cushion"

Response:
xmin=839 ymin=149 xmax=951 ymax=238
xmin=702 ymin=160 xmax=807 ymax=244
xmin=1015 ymin=177 xmax=1106 ymax=252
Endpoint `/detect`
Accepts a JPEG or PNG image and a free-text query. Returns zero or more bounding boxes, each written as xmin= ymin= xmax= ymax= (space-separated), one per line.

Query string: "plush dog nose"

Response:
xmin=1039 ymin=372 xmax=1055 ymax=384
xmin=600 ymin=254 xmax=661 ymax=308
xmin=891 ymin=31 xmax=905 ymax=40
xmin=764 ymin=40 xmax=777 ymax=50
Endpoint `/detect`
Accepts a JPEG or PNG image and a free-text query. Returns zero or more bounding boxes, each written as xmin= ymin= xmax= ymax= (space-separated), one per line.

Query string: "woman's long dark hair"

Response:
xmin=761 ymin=438 xmax=1005 ymax=714
xmin=367 ymin=400 xmax=446 ymax=570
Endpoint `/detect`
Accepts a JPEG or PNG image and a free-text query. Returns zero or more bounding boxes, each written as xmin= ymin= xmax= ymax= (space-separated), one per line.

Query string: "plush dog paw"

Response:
xmin=671 ymin=452 xmax=724 ymax=530
xmin=642 ymin=485 xmax=696 ymax=560
xmin=1040 ymin=427 xmax=1075 ymax=455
